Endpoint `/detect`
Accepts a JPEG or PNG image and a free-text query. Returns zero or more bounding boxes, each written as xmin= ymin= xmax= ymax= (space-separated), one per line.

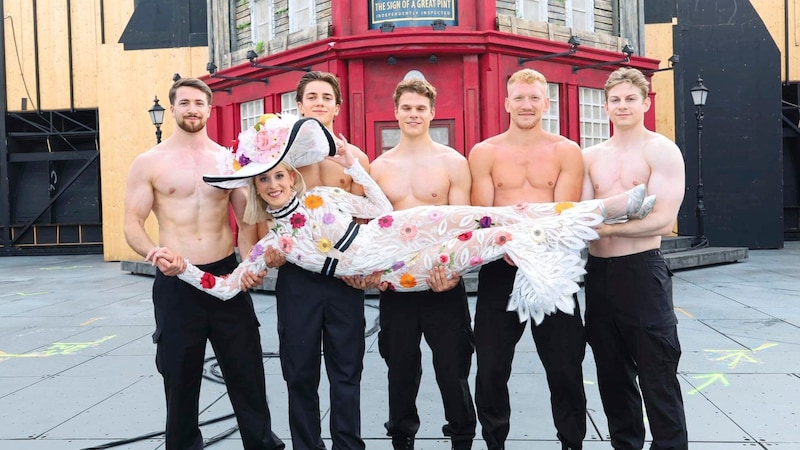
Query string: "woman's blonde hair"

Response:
xmin=243 ymin=162 xmax=307 ymax=225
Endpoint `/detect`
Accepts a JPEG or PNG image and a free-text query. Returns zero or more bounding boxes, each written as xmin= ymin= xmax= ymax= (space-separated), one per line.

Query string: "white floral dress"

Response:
xmin=179 ymin=161 xmax=606 ymax=324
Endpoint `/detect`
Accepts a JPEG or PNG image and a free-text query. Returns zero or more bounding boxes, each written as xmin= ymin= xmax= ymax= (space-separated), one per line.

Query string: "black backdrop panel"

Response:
xmin=675 ymin=2 xmax=783 ymax=249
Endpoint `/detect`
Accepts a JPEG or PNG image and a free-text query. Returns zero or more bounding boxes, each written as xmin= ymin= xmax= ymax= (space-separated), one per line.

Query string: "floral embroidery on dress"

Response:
xmin=200 ymin=272 xmax=216 ymax=289
xmin=305 ymin=195 xmax=323 ymax=209
xmin=249 ymin=243 xmax=265 ymax=262
xmin=437 ymin=253 xmax=451 ymax=265
xmin=457 ymin=231 xmax=472 ymax=241
xmin=428 ymin=210 xmax=443 ymax=222
xmin=378 ymin=215 xmax=394 ymax=228
xmin=477 ymin=216 xmax=493 ymax=228
xmin=317 ymin=238 xmax=332 ymax=253
xmin=530 ymin=225 xmax=546 ymax=244
xmin=469 ymin=255 xmax=484 ymax=266
xmin=555 ymin=202 xmax=576 ymax=214
xmin=399 ymin=273 xmax=417 ymax=288
xmin=400 ymin=223 xmax=418 ymax=240
xmin=290 ymin=213 xmax=306 ymax=235
xmin=279 ymin=235 xmax=294 ymax=253
xmin=494 ymin=231 xmax=512 ymax=246
xmin=322 ymin=212 xmax=336 ymax=225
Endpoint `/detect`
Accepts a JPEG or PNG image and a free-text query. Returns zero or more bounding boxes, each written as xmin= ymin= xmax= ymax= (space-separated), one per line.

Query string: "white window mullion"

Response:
xmin=541 ymin=83 xmax=560 ymax=134
xmin=240 ymin=99 xmax=265 ymax=131
xmin=281 ymin=92 xmax=298 ymax=116
xmin=289 ymin=0 xmax=316 ymax=33
xmin=517 ymin=0 xmax=547 ymax=22
xmin=578 ymin=87 xmax=609 ymax=148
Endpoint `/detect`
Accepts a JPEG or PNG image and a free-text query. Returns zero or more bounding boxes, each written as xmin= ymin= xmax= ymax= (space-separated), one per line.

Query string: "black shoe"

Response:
xmin=391 ymin=435 xmax=414 ymax=450
xmin=561 ymin=443 xmax=582 ymax=450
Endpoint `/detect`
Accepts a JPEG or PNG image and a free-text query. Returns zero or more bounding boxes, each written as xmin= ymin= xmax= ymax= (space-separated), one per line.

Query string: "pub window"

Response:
xmin=240 ymin=98 xmax=265 ymax=131
xmin=579 ymin=87 xmax=609 ymax=148
xmin=252 ymin=0 xmax=275 ymax=44
xmin=289 ymin=0 xmax=316 ymax=33
xmin=517 ymin=0 xmax=547 ymax=22
xmin=281 ymin=92 xmax=299 ymax=116
xmin=541 ymin=83 xmax=560 ymax=135
xmin=566 ymin=0 xmax=594 ymax=32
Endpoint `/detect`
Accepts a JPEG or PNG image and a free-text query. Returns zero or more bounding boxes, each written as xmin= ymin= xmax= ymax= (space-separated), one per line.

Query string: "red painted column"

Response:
xmin=463 ymin=54 xmax=481 ymax=154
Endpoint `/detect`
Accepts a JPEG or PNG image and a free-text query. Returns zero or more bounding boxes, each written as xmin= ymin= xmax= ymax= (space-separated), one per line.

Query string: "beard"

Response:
xmin=177 ymin=115 xmax=206 ymax=133
xmin=513 ymin=115 xmax=542 ymax=131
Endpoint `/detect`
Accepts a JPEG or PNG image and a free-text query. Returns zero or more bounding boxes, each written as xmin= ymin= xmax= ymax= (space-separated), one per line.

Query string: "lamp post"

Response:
xmin=690 ymin=76 xmax=709 ymax=245
xmin=148 ymin=96 xmax=166 ymax=144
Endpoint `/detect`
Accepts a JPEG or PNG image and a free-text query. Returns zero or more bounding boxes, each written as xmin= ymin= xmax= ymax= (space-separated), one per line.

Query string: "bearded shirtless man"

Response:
xmin=124 ymin=77 xmax=284 ymax=450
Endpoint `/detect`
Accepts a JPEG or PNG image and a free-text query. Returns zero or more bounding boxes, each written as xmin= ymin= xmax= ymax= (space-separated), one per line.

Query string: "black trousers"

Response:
xmin=474 ymin=260 xmax=587 ymax=450
xmin=152 ymin=254 xmax=284 ymax=450
xmin=275 ymin=263 xmax=366 ymax=450
xmin=378 ymin=282 xmax=476 ymax=446
xmin=584 ymin=249 xmax=687 ymax=450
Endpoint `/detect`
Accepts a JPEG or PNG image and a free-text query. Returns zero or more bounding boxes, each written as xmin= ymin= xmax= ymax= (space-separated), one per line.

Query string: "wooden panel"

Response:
xmin=71 ymin=0 xmax=100 ymax=109
xmin=645 ymin=23 xmax=675 ymax=141
xmin=3 ymin=0 xmax=36 ymax=111
xmin=36 ymin=1 xmax=71 ymax=109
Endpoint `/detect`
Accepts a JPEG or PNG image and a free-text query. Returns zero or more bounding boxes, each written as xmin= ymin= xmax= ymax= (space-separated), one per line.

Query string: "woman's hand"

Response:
xmin=325 ymin=134 xmax=356 ymax=169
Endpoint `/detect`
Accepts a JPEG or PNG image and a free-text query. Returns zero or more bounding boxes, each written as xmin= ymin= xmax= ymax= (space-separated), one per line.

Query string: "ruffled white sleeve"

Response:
xmin=177 ymin=236 xmax=274 ymax=300
xmin=342 ymin=161 xmax=393 ymax=219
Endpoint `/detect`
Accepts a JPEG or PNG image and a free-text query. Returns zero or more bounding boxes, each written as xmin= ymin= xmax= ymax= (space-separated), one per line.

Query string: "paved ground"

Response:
xmin=1 ymin=242 xmax=798 ymax=449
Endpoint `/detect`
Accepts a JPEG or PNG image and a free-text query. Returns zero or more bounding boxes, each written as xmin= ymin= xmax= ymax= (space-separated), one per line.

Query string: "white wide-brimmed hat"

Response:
xmin=203 ymin=114 xmax=335 ymax=189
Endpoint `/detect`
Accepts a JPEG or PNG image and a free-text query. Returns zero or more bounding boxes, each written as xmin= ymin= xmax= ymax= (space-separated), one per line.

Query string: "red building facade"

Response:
xmin=204 ymin=2 xmax=659 ymax=159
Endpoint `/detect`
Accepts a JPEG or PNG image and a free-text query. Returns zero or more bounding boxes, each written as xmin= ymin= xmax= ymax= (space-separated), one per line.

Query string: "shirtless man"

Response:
xmin=581 ymin=67 xmax=688 ymax=450
xmin=468 ymin=68 xmax=586 ymax=450
xmin=257 ymin=71 xmax=372 ymax=450
xmin=369 ymin=77 xmax=476 ymax=450
xmin=123 ymin=77 xmax=284 ymax=450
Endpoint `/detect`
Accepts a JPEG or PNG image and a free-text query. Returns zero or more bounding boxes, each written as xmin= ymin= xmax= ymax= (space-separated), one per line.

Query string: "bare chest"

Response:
xmin=588 ymin=155 xmax=651 ymax=196
xmin=491 ymin=154 xmax=561 ymax=191
xmin=377 ymin=165 xmax=451 ymax=207
xmin=299 ymin=161 xmax=352 ymax=191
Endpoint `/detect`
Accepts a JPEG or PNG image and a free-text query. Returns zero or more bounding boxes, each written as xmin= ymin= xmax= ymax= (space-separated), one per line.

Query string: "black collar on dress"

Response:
xmin=268 ymin=194 xmax=300 ymax=219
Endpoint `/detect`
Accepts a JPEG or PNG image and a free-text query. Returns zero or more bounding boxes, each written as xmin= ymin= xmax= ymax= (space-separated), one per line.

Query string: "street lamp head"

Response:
xmin=691 ymin=76 xmax=709 ymax=107
xmin=621 ymin=44 xmax=635 ymax=58
xmin=148 ymin=96 xmax=166 ymax=127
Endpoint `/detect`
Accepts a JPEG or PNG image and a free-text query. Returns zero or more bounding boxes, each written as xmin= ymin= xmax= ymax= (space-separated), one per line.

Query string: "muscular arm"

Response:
xmin=599 ymin=141 xmax=685 ymax=238
xmin=554 ymin=140 xmax=584 ymax=202
xmin=580 ymin=147 xmax=598 ymax=201
xmin=448 ymin=156 xmax=472 ymax=206
xmin=123 ymin=157 xmax=157 ymax=258
xmin=230 ymin=188 xmax=256 ymax=256
xmin=468 ymin=144 xmax=495 ymax=207
xmin=231 ymin=186 xmax=267 ymax=288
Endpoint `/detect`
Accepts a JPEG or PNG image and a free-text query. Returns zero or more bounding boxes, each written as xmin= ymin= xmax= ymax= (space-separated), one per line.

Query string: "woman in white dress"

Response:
xmin=170 ymin=115 xmax=654 ymax=323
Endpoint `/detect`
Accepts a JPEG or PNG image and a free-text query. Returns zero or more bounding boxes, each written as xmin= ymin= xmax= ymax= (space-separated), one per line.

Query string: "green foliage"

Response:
xmin=237 ymin=22 xmax=251 ymax=30
xmin=254 ymin=41 xmax=265 ymax=54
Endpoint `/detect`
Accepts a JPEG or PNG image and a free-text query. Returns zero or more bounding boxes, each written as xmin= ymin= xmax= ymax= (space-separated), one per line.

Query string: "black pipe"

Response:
xmin=0 ymin=0 xmax=12 ymax=251
xmin=32 ymin=0 xmax=41 ymax=113
xmin=100 ymin=0 xmax=105 ymax=44
xmin=67 ymin=0 xmax=75 ymax=111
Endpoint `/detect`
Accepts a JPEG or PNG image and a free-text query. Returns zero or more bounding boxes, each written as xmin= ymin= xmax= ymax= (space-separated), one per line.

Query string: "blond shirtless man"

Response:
xmin=123 ymin=78 xmax=284 ymax=450
xmin=256 ymin=71 xmax=372 ymax=450
xmin=468 ymin=68 xmax=586 ymax=450
xmin=581 ymin=67 xmax=688 ymax=450
xmin=368 ymin=78 xmax=476 ymax=450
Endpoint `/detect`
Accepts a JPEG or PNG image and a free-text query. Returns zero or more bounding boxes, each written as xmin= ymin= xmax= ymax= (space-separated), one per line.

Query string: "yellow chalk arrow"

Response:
xmin=688 ymin=373 xmax=730 ymax=395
